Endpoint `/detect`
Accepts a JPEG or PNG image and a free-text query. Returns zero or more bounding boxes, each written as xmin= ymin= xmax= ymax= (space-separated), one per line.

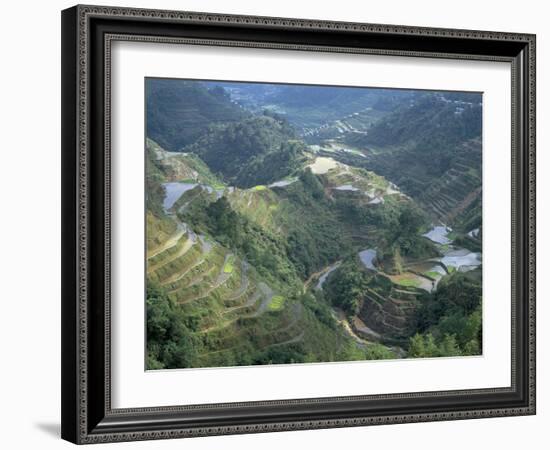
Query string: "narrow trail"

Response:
xmin=332 ymin=308 xmax=371 ymax=349
xmin=302 ymin=256 xmax=408 ymax=356
xmin=352 ymin=316 xmax=381 ymax=341
xmin=302 ymin=261 xmax=373 ymax=349
xmin=303 ymin=260 xmax=342 ymax=292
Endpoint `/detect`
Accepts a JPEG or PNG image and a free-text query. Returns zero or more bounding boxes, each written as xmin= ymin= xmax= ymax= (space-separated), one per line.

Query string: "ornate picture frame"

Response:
xmin=61 ymin=4 xmax=536 ymax=444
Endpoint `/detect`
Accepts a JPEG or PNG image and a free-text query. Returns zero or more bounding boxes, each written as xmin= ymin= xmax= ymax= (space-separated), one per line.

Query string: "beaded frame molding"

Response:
xmin=61 ymin=4 xmax=536 ymax=444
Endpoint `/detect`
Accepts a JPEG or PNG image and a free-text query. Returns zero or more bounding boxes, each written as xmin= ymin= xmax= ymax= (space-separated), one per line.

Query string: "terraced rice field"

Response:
xmin=147 ymin=211 xmax=304 ymax=366
xmin=308 ymin=156 xmax=339 ymax=174
xmin=268 ymin=295 xmax=285 ymax=311
xmin=223 ymin=254 xmax=235 ymax=273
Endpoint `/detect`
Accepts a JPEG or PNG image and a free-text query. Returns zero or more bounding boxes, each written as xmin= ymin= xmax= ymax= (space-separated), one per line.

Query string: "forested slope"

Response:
xmin=182 ymin=113 xmax=307 ymax=187
xmin=146 ymin=78 xmax=247 ymax=151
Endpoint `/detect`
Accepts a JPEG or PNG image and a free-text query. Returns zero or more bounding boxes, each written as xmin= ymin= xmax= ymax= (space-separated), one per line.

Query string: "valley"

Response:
xmin=146 ymin=79 xmax=483 ymax=370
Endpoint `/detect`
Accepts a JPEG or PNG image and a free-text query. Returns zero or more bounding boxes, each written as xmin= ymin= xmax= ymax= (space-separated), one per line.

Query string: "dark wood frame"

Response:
xmin=61 ymin=4 xmax=536 ymax=444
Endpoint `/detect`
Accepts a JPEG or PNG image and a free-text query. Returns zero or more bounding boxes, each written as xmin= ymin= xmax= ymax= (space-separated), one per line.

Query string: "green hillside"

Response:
xmin=146 ymin=142 xmax=406 ymax=369
xmin=207 ymin=81 xmax=415 ymax=131
xmin=182 ymin=114 xmax=307 ymax=188
xmin=146 ymin=78 xmax=247 ymax=151
xmin=322 ymin=94 xmax=484 ymax=227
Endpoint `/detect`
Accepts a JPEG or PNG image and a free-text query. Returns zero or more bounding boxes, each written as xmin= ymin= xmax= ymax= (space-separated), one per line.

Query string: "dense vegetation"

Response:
xmin=177 ymin=169 xmax=353 ymax=285
xmin=409 ymin=272 xmax=482 ymax=357
xmin=182 ymin=114 xmax=306 ymax=187
xmin=337 ymin=195 xmax=437 ymax=265
xmin=280 ymin=170 xmax=352 ymax=278
xmin=147 ymin=283 xmax=200 ymax=369
xmin=357 ymin=94 xmax=481 ymax=149
xmin=208 ymin=81 xmax=416 ymax=129
xmin=337 ymin=94 xmax=483 ymax=228
xmin=146 ymin=79 xmax=247 ymax=151
xmin=180 ymin=194 xmax=302 ymax=290
xmin=323 ymin=258 xmax=369 ymax=316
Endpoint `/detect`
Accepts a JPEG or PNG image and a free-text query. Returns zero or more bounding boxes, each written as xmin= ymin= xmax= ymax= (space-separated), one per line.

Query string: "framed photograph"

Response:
xmin=61 ymin=5 xmax=536 ymax=444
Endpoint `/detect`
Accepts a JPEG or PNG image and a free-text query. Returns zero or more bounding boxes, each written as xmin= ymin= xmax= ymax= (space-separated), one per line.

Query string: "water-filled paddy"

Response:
xmin=440 ymin=249 xmax=481 ymax=272
xmin=334 ymin=184 xmax=359 ymax=191
xmin=269 ymin=178 xmax=297 ymax=188
xmin=358 ymin=249 xmax=377 ymax=270
xmin=162 ymin=182 xmax=198 ymax=211
xmin=423 ymin=225 xmax=452 ymax=245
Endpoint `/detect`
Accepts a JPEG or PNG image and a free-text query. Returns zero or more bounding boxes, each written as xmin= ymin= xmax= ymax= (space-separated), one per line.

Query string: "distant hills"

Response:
xmin=147 ymin=79 xmax=307 ymax=188
xmin=341 ymin=93 xmax=482 ymax=227
xmin=146 ymin=78 xmax=247 ymax=151
xmin=205 ymin=81 xmax=416 ymax=129
xmin=350 ymin=92 xmax=481 ymax=149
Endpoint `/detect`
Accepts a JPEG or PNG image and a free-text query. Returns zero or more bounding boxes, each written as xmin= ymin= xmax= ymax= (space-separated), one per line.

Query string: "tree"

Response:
xmin=299 ymin=168 xmax=325 ymax=200
xmin=393 ymin=247 xmax=403 ymax=274
xmin=436 ymin=273 xmax=482 ymax=316
xmin=364 ymin=343 xmax=396 ymax=360
xmin=416 ymin=272 xmax=482 ymax=333
xmin=409 ymin=333 xmax=426 ymax=358
xmin=205 ymin=197 xmax=242 ymax=247
xmin=409 ymin=333 xmax=439 ymax=358
xmin=398 ymin=202 xmax=425 ymax=237
xmin=438 ymin=334 xmax=462 ymax=357
xmin=463 ymin=339 xmax=481 ymax=356
xmin=146 ymin=284 xmax=199 ymax=369
xmin=424 ymin=333 xmax=439 ymax=356
xmin=323 ymin=259 xmax=368 ymax=316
